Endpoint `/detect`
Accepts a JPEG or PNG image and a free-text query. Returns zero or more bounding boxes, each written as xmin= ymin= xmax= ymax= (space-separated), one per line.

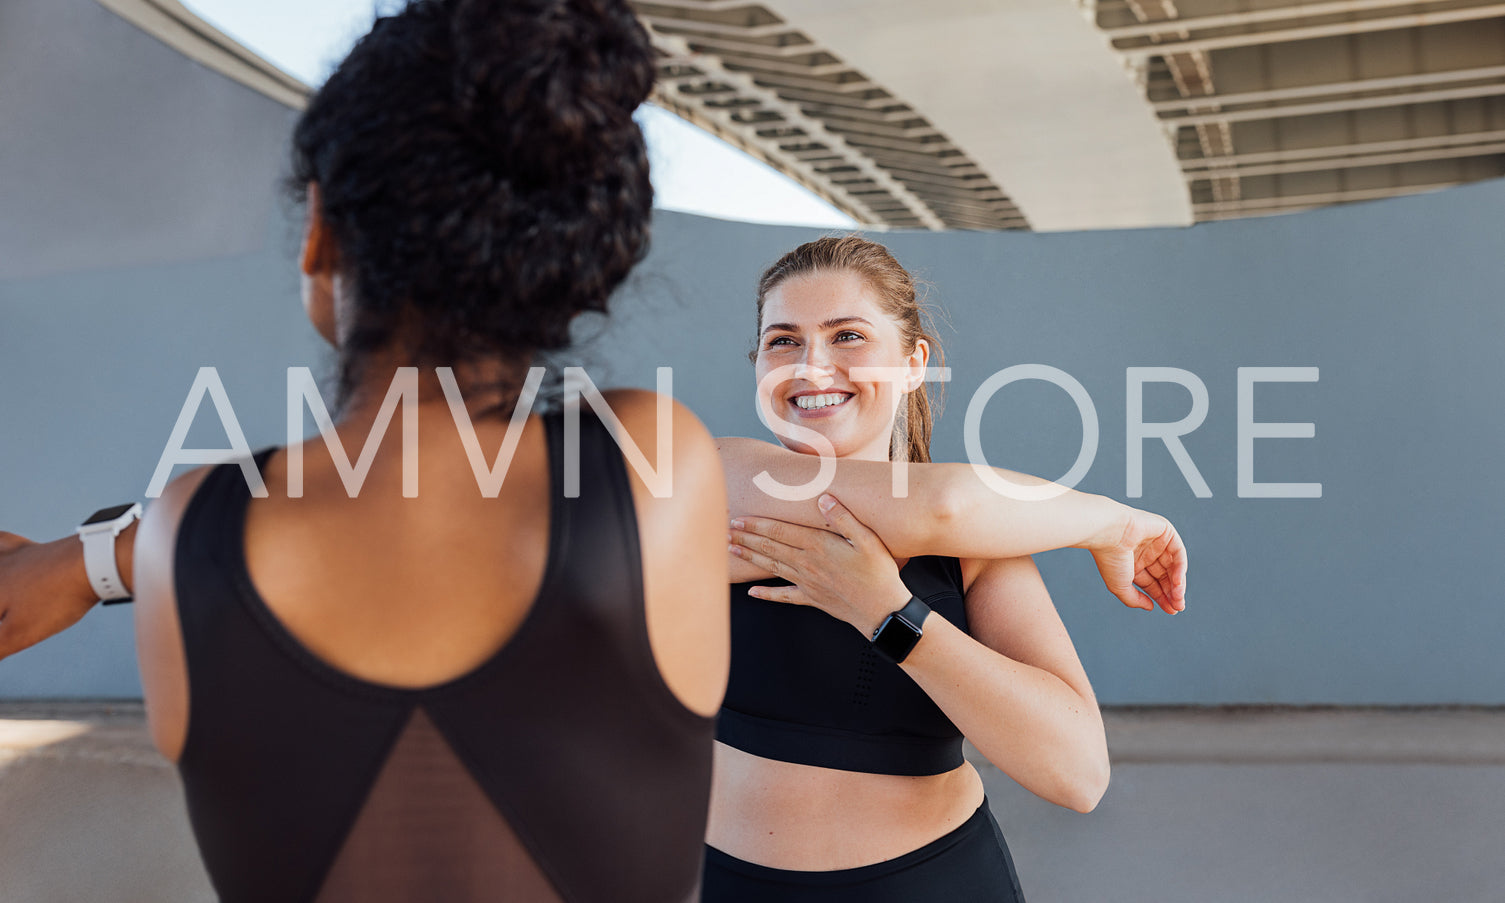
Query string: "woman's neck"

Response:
xmin=338 ymin=348 xmax=534 ymax=430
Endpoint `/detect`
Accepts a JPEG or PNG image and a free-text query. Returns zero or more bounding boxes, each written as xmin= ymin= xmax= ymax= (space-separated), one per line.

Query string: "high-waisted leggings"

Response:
xmin=700 ymin=797 xmax=1026 ymax=902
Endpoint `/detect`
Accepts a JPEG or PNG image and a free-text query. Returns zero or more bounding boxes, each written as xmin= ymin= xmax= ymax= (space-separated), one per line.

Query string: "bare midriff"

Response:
xmin=705 ymin=740 xmax=987 ymax=870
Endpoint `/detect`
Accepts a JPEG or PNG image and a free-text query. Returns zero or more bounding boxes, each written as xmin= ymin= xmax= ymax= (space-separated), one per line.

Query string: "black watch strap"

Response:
xmin=871 ymin=595 xmax=931 ymax=664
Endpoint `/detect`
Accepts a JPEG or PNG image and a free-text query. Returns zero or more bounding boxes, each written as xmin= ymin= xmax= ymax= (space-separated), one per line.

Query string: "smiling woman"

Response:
xmin=750 ymin=237 xmax=944 ymax=465
xmin=755 ymin=272 xmax=931 ymax=462
xmin=703 ymin=233 xmax=1185 ymax=902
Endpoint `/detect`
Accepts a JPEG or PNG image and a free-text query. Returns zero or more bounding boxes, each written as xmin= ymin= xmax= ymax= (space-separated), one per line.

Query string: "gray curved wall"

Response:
xmin=599 ymin=186 xmax=1505 ymax=706
xmin=2 ymin=0 xmax=1502 ymax=702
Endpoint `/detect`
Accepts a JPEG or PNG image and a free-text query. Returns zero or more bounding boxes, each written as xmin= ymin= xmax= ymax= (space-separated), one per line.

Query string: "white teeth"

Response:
xmin=794 ymin=393 xmax=850 ymax=410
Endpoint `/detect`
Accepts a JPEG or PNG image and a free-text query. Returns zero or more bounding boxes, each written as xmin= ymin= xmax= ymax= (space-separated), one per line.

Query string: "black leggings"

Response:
xmin=701 ymin=797 xmax=1026 ymax=902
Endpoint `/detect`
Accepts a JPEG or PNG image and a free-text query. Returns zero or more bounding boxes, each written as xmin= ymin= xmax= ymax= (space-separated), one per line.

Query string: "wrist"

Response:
xmin=115 ymin=520 xmax=138 ymax=599
xmin=869 ymin=594 xmax=932 ymax=664
xmin=74 ymin=507 xmax=141 ymax=605
xmin=64 ymin=534 xmax=102 ymax=608
xmin=1075 ymin=496 xmax=1131 ymax=552
xmin=858 ymin=582 xmax=915 ymax=638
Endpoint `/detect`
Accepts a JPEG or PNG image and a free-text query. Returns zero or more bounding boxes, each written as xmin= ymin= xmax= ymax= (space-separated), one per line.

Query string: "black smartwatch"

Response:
xmin=870 ymin=595 xmax=931 ymax=664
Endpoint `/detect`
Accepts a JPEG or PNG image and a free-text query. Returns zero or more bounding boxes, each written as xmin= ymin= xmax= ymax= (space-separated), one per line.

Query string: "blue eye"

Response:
xmin=764 ymin=331 xmax=861 ymax=348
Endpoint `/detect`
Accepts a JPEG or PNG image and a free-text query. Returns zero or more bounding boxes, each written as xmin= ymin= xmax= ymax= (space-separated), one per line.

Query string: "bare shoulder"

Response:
xmin=711 ymin=435 xmax=782 ymax=474
xmin=601 ymin=386 xmax=716 ymax=445
xmin=598 ymin=389 xmax=729 ymax=718
xmin=133 ymin=462 xmax=218 ymax=763
xmin=136 ymin=464 xmax=218 ymax=596
xmin=598 ymin=389 xmax=723 ymax=494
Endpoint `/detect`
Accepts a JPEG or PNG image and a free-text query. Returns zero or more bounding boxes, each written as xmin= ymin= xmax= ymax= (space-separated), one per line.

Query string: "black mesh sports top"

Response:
xmin=716 ymin=555 xmax=970 ymax=776
xmin=171 ymin=408 xmax=715 ymax=903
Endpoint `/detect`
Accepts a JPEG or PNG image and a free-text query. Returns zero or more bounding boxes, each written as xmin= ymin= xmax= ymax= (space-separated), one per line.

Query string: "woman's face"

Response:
xmin=754 ymin=269 xmax=928 ymax=462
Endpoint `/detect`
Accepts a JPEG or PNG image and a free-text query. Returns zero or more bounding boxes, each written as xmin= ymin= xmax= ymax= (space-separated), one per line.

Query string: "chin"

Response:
xmin=774 ymin=425 xmax=860 ymax=459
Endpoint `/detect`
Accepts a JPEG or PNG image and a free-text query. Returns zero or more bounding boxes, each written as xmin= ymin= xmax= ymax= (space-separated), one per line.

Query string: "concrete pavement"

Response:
xmin=3 ymin=703 xmax=1502 ymax=902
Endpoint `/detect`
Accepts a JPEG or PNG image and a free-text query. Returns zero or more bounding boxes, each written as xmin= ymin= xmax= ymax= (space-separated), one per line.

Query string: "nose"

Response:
xmin=794 ymin=358 xmax=834 ymax=389
xmin=797 ymin=339 xmax=835 ymax=377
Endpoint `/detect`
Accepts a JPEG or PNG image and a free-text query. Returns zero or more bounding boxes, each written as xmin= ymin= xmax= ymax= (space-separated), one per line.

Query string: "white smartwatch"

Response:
xmin=76 ymin=503 xmax=142 ymax=604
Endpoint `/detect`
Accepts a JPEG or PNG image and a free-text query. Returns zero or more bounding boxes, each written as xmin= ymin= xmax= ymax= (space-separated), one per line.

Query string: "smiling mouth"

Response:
xmin=791 ymin=392 xmax=853 ymax=411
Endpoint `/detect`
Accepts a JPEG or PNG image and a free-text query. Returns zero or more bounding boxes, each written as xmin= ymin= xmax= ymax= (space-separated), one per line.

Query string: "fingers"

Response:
xmin=1125 ymin=549 xmax=1179 ymax=613
xmin=1151 ymin=525 xmax=1187 ymax=609
xmin=746 ymin=585 xmax=811 ymax=606
xmin=815 ymin=494 xmax=884 ymax=550
xmin=1117 ymin=586 xmax=1153 ymax=611
xmin=1167 ymin=528 xmax=1188 ymax=603
xmin=1132 ymin=521 xmax=1187 ymax=613
xmin=728 ymin=538 xmax=792 ymax=581
xmin=729 ymin=525 xmax=802 ymax=563
xmin=728 ymin=515 xmax=827 ymax=550
xmin=1133 ymin=565 xmax=1175 ymax=611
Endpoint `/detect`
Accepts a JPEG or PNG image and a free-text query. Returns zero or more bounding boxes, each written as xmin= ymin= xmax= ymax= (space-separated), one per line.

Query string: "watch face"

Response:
xmin=82 ymin=504 xmax=137 ymax=526
xmin=872 ymin=614 xmax=923 ymax=664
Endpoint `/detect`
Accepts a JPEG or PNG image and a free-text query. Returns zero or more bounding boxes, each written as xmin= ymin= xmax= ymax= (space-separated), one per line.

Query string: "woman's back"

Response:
xmin=242 ymin=408 xmax=561 ymax=690
xmin=120 ymin=0 xmax=731 ymax=896
xmin=132 ymin=393 xmax=730 ymax=902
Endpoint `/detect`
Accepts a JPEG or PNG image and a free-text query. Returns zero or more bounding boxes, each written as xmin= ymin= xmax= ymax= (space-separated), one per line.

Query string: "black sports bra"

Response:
xmin=716 ymin=555 xmax=970 ymax=776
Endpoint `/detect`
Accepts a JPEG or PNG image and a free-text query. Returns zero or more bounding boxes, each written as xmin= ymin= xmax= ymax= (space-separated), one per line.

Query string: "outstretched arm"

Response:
xmin=719 ymin=436 xmax=1127 ymax=558
xmin=718 ymin=437 xmax=1186 ymax=612
xmin=0 ymin=522 xmax=137 ymax=660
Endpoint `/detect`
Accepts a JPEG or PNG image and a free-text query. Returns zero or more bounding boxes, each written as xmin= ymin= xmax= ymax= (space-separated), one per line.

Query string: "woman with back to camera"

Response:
xmin=102 ymin=1 xmax=731 ymax=901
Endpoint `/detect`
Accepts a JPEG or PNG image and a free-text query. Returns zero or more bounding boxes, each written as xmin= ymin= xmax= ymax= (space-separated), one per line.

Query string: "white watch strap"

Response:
xmin=80 ymin=528 xmax=130 ymax=601
xmin=78 ymin=508 xmax=138 ymax=608
xmin=77 ymin=503 xmax=141 ymax=602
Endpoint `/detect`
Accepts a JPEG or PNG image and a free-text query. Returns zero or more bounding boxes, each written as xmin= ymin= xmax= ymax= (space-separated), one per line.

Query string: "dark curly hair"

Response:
xmin=286 ymin=0 xmax=656 ymax=419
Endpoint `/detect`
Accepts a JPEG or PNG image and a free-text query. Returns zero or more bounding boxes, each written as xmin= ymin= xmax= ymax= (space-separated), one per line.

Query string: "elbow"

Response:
xmin=1066 ymin=765 xmax=1109 ymax=814
xmin=984 ymin=737 xmax=1110 ymax=814
xmin=1062 ymin=750 xmax=1111 ymax=814
xmin=1053 ymin=743 xmax=1113 ymax=812
xmin=921 ymin=472 xmax=964 ymax=549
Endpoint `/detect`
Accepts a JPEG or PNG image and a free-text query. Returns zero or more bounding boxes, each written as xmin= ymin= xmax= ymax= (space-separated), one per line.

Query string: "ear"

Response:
xmin=906 ymin=337 xmax=931 ymax=392
xmin=299 ymin=182 xmax=337 ymax=277
xmin=300 ymin=181 xmax=340 ymax=347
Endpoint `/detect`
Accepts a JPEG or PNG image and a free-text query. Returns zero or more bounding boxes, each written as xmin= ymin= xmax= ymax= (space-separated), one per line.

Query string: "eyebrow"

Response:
xmin=760 ymin=316 xmax=875 ymax=336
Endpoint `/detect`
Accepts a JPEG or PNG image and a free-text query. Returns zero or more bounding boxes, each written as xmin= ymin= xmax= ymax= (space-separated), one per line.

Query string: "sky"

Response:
xmin=182 ymin=0 xmax=857 ymax=229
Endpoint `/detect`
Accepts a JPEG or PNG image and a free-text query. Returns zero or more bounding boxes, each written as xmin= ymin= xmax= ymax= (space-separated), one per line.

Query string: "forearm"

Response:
xmin=900 ymin=615 xmax=1109 ymax=813
xmin=0 ymin=521 xmax=136 ymax=660
xmin=923 ymin=466 xmax=1129 ymax=560
xmin=719 ymin=437 xmax=1129 ymax=559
